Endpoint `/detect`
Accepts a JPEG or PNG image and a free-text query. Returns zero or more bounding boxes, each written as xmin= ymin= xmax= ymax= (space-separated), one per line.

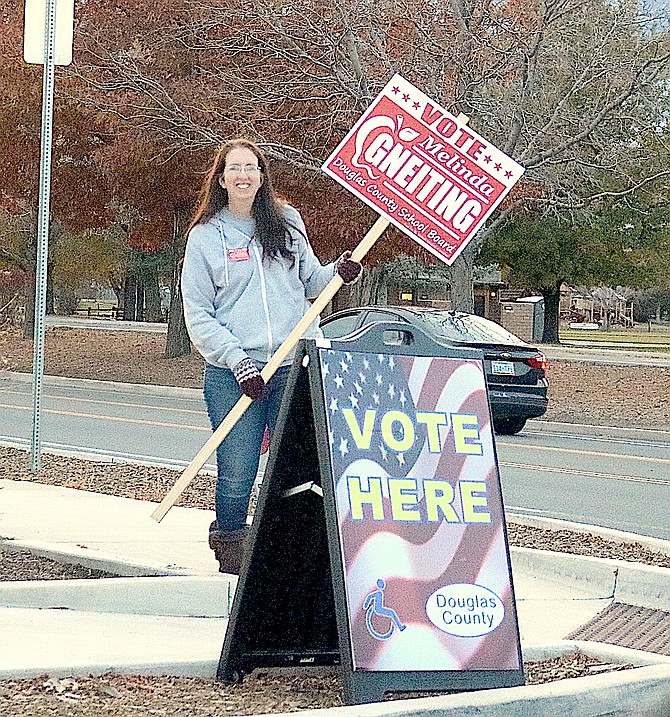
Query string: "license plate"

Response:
xmin=491 ymin=360 xmax=515 ymax=376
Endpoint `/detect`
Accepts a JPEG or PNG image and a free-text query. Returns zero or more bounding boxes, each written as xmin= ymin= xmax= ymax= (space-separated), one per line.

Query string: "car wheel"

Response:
xmin=493 ymin=417 xmax=527 ymax=435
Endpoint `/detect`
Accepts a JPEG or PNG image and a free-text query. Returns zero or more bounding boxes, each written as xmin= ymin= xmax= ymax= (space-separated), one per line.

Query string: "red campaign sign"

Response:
xmin=323 ymin=74 xmax=524 ymax=265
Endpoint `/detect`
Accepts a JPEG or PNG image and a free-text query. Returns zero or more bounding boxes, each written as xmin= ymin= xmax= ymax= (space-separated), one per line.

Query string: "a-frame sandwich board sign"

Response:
xmin=218 ymin=322 xmax=524 ymax=704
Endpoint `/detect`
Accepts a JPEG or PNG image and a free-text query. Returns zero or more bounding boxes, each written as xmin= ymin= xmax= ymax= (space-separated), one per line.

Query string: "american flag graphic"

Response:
xmin=319 ymin=348 xmax=520 ymax=672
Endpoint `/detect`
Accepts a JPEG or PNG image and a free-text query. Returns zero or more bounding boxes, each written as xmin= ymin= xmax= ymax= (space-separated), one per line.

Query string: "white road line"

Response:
xmin=502 ymin=442 xmax=670 ymax=465
xmin=529 ymin=420 xmax=670 ymax=437
xmin=523 ymin=430 xmax=670 ymax=450
xmin=0 ymin=402 xmax=209 ymax=431
xmin=0 ymin=388 xmax=204 ymax=415
xmin=500 ymin=460 xmax=670 ymax=486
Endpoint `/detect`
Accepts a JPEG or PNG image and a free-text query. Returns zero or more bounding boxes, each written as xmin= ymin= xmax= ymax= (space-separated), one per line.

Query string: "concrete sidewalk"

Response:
xmin=0 ymin=478 xmax=233 ymax=678
xmin=540 ymin=344 xmax=670 ymax=367
xmin=1 ymin=478 xmax=670 ymax=715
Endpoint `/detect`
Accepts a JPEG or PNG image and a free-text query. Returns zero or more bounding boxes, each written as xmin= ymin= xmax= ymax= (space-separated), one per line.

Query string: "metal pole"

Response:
xmin=29 ymin=0 xmax=58 ymax=470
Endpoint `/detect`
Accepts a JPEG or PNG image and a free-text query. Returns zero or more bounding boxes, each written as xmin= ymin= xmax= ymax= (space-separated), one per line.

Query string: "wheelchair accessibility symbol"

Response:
xmin=363 ymin=579 xmax=407 ymax=640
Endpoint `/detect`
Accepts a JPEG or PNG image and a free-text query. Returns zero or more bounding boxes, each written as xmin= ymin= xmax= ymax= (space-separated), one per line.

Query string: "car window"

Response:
xmin=320 ymin=312 xmax=361 ymax=338
xmin=415 ymin=311 xmax=528 ymax=345
xmin=363 ymin=309 xmax=408 ymax=324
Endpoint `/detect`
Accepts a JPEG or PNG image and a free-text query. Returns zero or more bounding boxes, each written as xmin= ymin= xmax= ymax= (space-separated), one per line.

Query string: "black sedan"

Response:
xmin=320 ymin=305 xmax=548 ymax=435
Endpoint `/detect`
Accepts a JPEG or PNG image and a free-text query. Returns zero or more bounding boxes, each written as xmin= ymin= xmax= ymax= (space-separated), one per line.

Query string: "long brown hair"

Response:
xmin=188 ymin=139 xmax=295 ymax=261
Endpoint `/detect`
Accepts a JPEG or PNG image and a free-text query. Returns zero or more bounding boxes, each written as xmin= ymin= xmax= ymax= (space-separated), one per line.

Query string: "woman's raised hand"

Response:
xmin=336 ymin=251 xmax=363 ymax=284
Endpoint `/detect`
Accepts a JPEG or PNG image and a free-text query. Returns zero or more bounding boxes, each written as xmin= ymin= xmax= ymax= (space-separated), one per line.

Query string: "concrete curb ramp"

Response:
xmin=0 ymin=575 xmax=235 ymax=617
xmin=511 ymin=547 xmax=670 ymax=612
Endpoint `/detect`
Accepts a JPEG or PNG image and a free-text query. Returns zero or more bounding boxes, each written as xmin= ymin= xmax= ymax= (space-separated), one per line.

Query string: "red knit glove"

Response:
xmin=336 ymin=251 xmax=363 ymax=284
xmin=232 ymin=358 xmax=267 ymax=400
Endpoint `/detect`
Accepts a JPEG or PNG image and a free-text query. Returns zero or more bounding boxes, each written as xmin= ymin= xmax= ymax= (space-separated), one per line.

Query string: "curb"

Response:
xmin=511 ymin=547 xmax=670 ymax=612
xmin=249 ymin=663 xmax=670 ymax=717
xmin=0 ymin=574 xmax=236 ymax=617
xmin=507 ymin=511 xmax=670 ymax=558
xmin=2 ymin=664 xmax=668 ymax=716
xmin=0 ymin=658 xmax=218 ymax=681
xmin=0 ymin=539 xmax=188 ymax=578
xmin=540 ymin=345 xmax=670 ymax=368
xmin=522 ymin=640 xmax=670 ymax=666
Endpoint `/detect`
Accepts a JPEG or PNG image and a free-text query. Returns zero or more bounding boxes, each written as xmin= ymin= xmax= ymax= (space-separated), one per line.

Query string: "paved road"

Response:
xmin=2 ymin=372 xmax=669 ymax=541
xmin=45 ymin=316 xmax=168 ymax=333
xmin=496 ymin=422 xmax=670 ymax=540
xmin=0 ymin=374 xmax=213 ymax=470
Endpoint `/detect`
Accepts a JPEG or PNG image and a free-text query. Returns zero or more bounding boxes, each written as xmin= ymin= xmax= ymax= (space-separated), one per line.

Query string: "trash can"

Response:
xmin=499 ymin=296 xmax=544 ymax=343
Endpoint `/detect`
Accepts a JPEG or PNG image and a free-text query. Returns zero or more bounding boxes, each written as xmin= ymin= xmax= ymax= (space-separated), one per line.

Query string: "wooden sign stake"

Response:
xmin=151 ymin=216 xmax=389 ymax=522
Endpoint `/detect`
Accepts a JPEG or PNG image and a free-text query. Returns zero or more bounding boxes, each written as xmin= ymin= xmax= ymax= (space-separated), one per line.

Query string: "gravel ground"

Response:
xmin=541 ymin=359 xmax=670 ymax=429
xmin=0 ymin=654 xmax=634 ymax=716
xmin=0 ymin=547 xmax=118 ymax=581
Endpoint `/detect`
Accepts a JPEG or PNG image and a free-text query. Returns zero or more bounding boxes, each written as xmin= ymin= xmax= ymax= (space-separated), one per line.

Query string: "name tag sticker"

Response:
xmin=228 ymin=248 xmax=250 ymax=262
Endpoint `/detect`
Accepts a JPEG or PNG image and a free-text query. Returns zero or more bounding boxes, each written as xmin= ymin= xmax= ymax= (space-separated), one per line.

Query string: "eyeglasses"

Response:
xmin=224 ymin=164 xmax=262 ymax=174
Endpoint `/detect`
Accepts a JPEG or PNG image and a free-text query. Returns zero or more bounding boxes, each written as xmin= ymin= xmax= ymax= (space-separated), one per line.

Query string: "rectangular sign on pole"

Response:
xmin=24 ymin=0 xmax=74 ymax=66
xmin=323 ymin=74 xmax=524 ymax=265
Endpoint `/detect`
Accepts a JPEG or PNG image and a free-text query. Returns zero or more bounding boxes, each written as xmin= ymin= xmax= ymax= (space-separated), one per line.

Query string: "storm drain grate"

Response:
xmin=567 ymin=602 xmax=670 ymax=656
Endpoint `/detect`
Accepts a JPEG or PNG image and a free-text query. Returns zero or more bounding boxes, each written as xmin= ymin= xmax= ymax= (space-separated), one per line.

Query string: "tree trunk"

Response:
xmin=371 ymin=265 xmax=388 ymax=305
xmin=449 ymin=244 xmax=475 ymax=312
xmin=135 ymin=276 xmax=145 ymax=322
xmin=334 ymin=264 xmax=387 ymax=309
xmin=541 ymin=283 xmax=562 ymax=343
xmin=122 ymin=274 xmax=137 ymax=321
xmin=58 ymin=290 xmax=78 ymax=315
xmin=164 ymin=209 xmax=191 ymax=357
xmin=358 ymin=264 xmax=385 ymax=306
xmin=143 ymin=267 xmax=162 ymax=322
xmin=164 ymin=272 xmax=191 ymax=358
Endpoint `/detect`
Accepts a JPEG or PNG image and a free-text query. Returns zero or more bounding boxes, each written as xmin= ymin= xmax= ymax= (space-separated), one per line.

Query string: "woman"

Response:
xmin=181 ymin=139 xmax=361 ymax=574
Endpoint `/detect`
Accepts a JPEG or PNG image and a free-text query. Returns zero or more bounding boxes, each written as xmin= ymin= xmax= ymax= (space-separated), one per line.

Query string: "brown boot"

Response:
xmin=208 ymin=524 xmax=249 ymax=574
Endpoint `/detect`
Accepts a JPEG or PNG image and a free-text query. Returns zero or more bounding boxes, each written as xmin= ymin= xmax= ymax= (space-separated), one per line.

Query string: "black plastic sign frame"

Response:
xmin=218 ymin=323 xmax=524 ymax=704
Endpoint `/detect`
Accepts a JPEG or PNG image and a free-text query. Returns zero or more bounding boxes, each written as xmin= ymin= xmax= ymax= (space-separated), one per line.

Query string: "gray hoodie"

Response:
xmin=181 ymin=205 xmax=335 ymax=370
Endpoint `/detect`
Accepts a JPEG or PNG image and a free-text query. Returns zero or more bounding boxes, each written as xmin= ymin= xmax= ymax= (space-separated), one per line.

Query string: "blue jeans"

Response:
xmin=203 ymin=363 xmax=291 ymax=531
